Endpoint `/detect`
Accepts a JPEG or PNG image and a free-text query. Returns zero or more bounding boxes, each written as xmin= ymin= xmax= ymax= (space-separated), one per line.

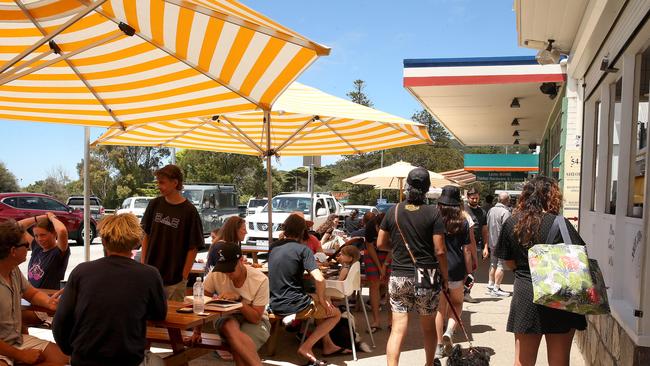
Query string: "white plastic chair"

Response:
xmin=324 ymin=261 xmax=375 ymax=360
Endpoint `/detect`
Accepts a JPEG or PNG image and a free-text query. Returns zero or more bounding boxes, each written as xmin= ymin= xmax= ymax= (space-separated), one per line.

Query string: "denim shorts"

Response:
xmin=388 ymin=275 xmax=440 ymax=315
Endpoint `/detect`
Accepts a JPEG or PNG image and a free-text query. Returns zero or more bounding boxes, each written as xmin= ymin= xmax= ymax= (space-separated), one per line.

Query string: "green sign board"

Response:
xmin=475 ymin=171 xmax=528 ymax=182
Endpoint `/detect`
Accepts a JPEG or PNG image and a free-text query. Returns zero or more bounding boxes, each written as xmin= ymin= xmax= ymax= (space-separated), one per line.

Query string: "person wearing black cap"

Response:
xmin=190 ymin=242 xmax=269 ymax=366
xmin=434 ymin=186 xmax=473 ymax=359
xmin=377 ymin=167 xmax=449 ymax=366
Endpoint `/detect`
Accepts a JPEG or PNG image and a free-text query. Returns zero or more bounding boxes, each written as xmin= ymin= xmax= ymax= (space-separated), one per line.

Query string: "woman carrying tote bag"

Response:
xmin=494 ymin=176 xmax=586 ymax=366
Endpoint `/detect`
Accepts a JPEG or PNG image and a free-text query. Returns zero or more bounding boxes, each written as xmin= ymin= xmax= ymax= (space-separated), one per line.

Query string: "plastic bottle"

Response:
xmin=193 ymin=277 xmax=204 ymax=314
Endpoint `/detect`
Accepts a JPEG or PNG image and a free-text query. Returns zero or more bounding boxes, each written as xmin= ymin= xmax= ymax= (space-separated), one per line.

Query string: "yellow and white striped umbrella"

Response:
xmin=0 ymin=0 xmax=329 ymax=127
xmin=92 ymin=82 xmax=433 ymax=156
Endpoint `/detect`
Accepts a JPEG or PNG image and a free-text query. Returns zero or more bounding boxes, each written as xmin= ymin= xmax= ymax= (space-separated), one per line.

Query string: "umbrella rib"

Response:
xmin=0 ymin=0 xmax=108 ymax=75
xmin=1 ymin=48 xmax=54 ymax=78
xmin=158 ymin=120 xmax=207 ymax=147
xmin=206 ymin=120 xmax=260 ymax=154
xmin=218 ymin=116 xmax=264 ymax=154
xmin=0 ymin=30 xmax=124 ymax=86
xmin=12 ymin=0 xmax=126 ymax=129
xmin=274 ymin=116 xmax=318 ymax=153
xmin=320 ymin=118 xmax=361 ymax=154
xmin=376 ymin=120 xmax=432 ymax=144
xmin=74 ymin=0 xmax=265 ymax=110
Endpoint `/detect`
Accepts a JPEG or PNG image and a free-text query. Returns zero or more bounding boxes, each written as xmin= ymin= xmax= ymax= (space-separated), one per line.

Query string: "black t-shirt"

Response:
xmin=52 ymin=256 xmax=167 ymax=366
xmin=28 ymin=241 xmax=70 ymax=289
xmin=445 ymin=222 xmax=471 ymax=282
xmin=268 ymin=240 xmax=318 ymax=316
xmin=141 ymin=197 xmax=204 ymax=285
xmin=465 ymin=204 xmax=487 ymax=245
xmin=380 ymin=202 xmax=446 ymax=277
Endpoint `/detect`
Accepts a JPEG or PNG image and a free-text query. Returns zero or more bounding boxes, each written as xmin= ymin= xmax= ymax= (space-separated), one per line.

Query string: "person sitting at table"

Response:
xmin=0 ymin=220 xmax=69 ymax=366
xmin=334 ymin=245 xmax=360 ymax=281
xmin=206 ymin=216 xmax=247 ymax=271
xmin=269 ymin=214 xmax=345 ymax=365
xmin=316 ymin=214 xmax=340 ymax=246
xmin=16 ymin=212 xmax=70 ymax=329
xmin=344 ymin=209 xmax=361 ymax=234
xmin=190 ymin=242 xmax=269 ymax=366
xmin=53 ymin=213 xmax=167 ymax=366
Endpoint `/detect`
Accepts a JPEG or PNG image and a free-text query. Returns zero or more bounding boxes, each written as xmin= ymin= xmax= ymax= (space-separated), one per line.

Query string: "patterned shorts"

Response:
xmin=388 ymin=275 xmax=440 ymax=315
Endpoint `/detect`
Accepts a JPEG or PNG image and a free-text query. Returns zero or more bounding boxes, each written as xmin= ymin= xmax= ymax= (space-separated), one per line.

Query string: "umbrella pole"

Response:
xmin=265 ymin=110 xmax=273 ymax=246
xmin=399 ymin=178 xmax=403 ymax=202
xmin=84 ymin=127 xmax=90 ymax=261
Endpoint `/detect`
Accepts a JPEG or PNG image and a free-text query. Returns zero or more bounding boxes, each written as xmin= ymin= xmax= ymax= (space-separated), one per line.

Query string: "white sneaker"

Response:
xmin=493 ymin=288 xmax=511 ymax=297
xmin=485 ymin=284 xmax=495 ymax=294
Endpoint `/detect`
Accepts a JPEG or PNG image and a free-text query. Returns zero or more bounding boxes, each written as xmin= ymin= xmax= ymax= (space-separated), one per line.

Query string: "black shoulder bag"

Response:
xmin=394 ymin=203 xmax=437 ymax=289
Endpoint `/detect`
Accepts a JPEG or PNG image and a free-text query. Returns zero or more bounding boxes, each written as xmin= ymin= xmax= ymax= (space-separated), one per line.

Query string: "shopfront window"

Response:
xmin=606 ymin=79 xmax=622 ymax=215
xmin=630 ymin=48 xmax=650 ymax=218
xmin=592 ymin=102 xmax=602 ymax=211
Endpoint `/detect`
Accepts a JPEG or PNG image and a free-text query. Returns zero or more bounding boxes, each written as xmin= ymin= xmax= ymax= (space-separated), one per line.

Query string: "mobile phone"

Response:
xmin=176 ymin=307 xmax=193 ymax=313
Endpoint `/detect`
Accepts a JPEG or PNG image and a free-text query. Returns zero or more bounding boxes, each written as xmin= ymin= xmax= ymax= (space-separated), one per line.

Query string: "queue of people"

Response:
xmin=0 ymin=163 xmax=588 ymax=366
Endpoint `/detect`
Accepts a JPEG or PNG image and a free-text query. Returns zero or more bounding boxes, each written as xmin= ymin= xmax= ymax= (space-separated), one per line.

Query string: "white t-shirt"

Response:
xmin=204 ymin=266 xmax=269 ymax=308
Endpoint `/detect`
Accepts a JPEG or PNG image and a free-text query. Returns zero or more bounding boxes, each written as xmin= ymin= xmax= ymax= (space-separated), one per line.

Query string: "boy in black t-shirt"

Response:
xmin=141 ymin=165 xmax=204 ymax=301
xmin=377 ymin=168 xmax=449 ymax=366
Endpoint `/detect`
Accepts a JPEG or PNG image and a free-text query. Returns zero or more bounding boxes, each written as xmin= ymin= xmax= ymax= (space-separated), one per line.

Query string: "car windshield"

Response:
xmin=134 ymin=198 xmax=151 ymax=208
xmin=67 ymin=198 xmax=100 ymax=206
xmin=353 ymin=207 xmax=371 ymax=214
xmin=181 ymin=190 xmax=203 ymax=206
xmin=265 ymin=197 xmax=311 ymax=213
xmin=249 ymin=199 xmax=267 ymax=208
xmin=376 ymin=203 xmax=396 ymax=213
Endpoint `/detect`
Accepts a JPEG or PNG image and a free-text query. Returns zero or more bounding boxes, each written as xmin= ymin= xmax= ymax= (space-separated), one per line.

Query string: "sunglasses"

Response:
xmin=13 ymin=242 xmax=29 ymax=249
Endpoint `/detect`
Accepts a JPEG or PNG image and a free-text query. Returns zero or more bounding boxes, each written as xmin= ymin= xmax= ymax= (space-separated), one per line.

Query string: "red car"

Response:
xmin=0 ymin=192 xmax=97 ymax=245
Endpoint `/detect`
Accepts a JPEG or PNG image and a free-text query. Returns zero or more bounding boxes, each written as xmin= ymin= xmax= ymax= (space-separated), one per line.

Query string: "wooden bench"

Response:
xmin=146 ymin=327 xmax=228 ymax=351
xmin=263 ymin=312 xmax=311 ymax=356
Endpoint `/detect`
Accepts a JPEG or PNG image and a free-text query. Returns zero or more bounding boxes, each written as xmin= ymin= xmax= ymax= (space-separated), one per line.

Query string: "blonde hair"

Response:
xmin=99 ymin=213 xmax=143 ymax=253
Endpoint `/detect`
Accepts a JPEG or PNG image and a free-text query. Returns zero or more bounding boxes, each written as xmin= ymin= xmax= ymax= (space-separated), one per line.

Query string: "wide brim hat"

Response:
xmin=438 ymin=185 xmax=463 ymax=206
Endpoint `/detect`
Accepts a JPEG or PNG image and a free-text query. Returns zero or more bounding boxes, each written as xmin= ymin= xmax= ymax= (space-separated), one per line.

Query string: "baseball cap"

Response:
xmin=212 ymin=242 xmax=242 ymax=273
xmin=406 ymin=167 xmax=431 ymax=191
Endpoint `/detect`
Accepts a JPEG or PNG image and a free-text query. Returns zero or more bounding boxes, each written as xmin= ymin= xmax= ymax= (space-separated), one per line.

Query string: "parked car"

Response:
xmin=345 ymin=205 xmax=380 ymax=216
xmin=115 ymin=196 xmax=153 ymax=221
xmin=0 ymin=192 xmax=97 ymax=245
xmin=245 ymin=192 xmax=343 ymax=245
xmin=66 ymin=195 xmax=105 ymax=221
xmin=246 ymin=197 xmax=268 ymax=216
xmin=376 ymin=202 xmax=396 ymax=213
xmin=182 ymin=184 xmax=241 ymax=235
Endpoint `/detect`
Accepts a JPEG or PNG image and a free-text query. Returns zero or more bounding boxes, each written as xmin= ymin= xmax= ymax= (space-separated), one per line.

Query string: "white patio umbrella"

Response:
xmin=343 ymin=161 xmax=458 ymax=201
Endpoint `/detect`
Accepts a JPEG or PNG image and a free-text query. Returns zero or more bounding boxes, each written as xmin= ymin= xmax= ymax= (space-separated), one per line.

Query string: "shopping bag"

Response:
xmin=528 ymin=216 xmax=610 ymax=315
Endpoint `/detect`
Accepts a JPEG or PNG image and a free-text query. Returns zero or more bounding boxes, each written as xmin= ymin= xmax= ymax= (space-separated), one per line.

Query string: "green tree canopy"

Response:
xmin=0 ymin=162 xmax=19 ymax=192
xmin=346 ymin=79 xmax=373 ymax=107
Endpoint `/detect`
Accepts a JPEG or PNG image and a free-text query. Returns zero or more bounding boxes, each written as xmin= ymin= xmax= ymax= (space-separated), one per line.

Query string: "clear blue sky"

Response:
xmin=0 ymin=0 xmax=534 ymax=186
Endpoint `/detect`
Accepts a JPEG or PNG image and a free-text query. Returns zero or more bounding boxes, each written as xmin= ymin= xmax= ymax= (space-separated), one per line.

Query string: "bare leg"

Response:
xmin=545 ymin=330 xmax=575 ymax=366
xmin=514 ymin=333 xmax=542 ymax=366
xmin=488 ymin=266 xmax=496 ymax=286
xmin=420 ymin=314 xmax=437 ymax=366
xmin=435 ymin=292 xmax=449 ymax=346
xmin=220 ymin=319 xmax=262 ymax=366
xmin=369 ymin=280 xmax=381 ymax=327
xmin=386 ymin=312 xmax=408 ymax=366
xmin=445 ymin=287 xmax=465 ymax=336
xmin=297 ymin=309 xmax=341 ymax=361
xmin=495 ymin=267 xmax=505 ymax=288
xmin=39 ymin=342 xmax=69 ymax=365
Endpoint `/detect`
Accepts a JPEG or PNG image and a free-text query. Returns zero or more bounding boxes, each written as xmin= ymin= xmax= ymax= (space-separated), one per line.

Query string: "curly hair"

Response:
xmin=316 ymin=214 xmax=339 ymax=235
xmin=513 ymin=176 xmax=562 ymax=246
xmin=437 ymin=204 xmax=466 ymax=235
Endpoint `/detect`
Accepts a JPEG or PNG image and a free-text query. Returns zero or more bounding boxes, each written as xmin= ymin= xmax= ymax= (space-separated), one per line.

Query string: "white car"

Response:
xmin=116 ymin=196 xmax=153 ymax=221
xmin=245 ymin=192 xmax=342 ymax=245
xmin=246 ymin=197 xmax=268 ymax=216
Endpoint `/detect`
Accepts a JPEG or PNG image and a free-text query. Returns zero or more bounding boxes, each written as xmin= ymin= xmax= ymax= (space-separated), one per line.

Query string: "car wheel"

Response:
xmin=76 ymin=224 xmax=96 ymax=246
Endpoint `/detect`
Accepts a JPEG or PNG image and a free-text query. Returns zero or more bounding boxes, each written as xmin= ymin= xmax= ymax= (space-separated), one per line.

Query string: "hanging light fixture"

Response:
xmin=513 ymin=139 xmax=520 ymax=145
xmin=513 ymin=130 xmax=520 ymax=137
xmin=511 ymin=118 xmax=520 ymax=126
xmin=510 ymin=98 xmax=520 ymax=108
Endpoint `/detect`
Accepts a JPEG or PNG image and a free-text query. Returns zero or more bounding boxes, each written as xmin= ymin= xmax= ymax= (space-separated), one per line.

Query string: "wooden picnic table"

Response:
xmin=147 ymin=301 xmax=230 ymax=366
